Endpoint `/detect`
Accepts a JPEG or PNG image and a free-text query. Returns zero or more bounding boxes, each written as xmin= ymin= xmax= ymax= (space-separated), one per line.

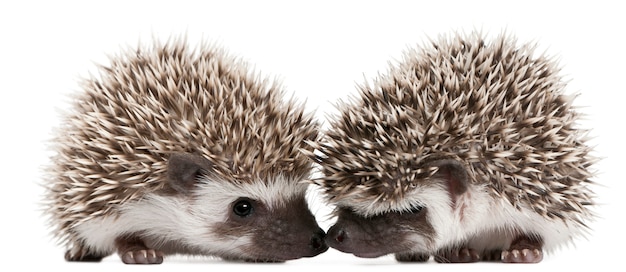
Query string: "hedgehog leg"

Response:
xmin=395 ymin=252 xmax=430 ymax=262
xmin=434 ymin=247 xmax=481 ymax=263
xmin=501 ymin=235 xmax=543 ymax=263
xmin=115 ymin=235 xmax=164 ymax=264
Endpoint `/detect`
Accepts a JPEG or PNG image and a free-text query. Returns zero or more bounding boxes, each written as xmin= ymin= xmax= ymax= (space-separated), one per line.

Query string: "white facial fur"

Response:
xmin=73 ymin=175 xmax=309 ymax=258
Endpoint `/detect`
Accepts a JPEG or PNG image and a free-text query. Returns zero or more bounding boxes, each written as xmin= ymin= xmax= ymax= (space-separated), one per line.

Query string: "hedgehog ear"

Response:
xmin=430 ymin=159 xmax=468 ymax=198
xmin=167 ymin=152 xmax=213 ymax=194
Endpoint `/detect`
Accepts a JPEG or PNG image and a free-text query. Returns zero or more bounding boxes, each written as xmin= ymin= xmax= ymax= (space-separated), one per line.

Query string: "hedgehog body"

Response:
xmin=45 ymin=39 xmax=327 ymax=263
xmin=310 ymin=32 xmax=595 ymax=263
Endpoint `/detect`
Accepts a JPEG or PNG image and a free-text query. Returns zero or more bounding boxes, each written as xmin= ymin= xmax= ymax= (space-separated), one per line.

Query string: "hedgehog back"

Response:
xmin=313 ymin=33 xmax=594 ymax=223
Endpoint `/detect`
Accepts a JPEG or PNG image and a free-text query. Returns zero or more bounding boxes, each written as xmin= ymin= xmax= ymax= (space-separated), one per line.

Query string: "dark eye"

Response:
xmin=233 ymin=199 xmax=254 ymax=217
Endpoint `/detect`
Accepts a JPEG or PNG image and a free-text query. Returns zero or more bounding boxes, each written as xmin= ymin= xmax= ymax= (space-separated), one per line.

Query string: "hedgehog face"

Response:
xmin=166 ymin=152 xmax=328 ymax=261
xmin=326 ymin=205 xmax=434 ymax=258
xmin=324 ymin=159 xmax=468 ymax=258
xmin=213 ymin=194 xmax=327 ymax=261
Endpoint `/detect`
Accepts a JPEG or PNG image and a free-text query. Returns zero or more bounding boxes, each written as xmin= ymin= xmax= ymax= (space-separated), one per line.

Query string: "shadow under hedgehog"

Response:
xmin=306 ymin=31 xmax=596 ymax=263
xmin=43 ymin=38 xmax=328 ymax=264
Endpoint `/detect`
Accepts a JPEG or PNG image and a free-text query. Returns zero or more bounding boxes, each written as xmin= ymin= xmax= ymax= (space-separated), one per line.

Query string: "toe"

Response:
xmin=502 ymin=248 xmax=543 ymax=263
xmin=121 ymin=250 xmax=164 ymax=264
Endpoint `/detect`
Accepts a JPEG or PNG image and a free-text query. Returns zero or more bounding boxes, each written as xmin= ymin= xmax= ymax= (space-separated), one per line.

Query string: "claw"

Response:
xmin=502 ymin=248 xmax=543 ymax=263
xmin=121 ymin=249 xmax=164 ymax=264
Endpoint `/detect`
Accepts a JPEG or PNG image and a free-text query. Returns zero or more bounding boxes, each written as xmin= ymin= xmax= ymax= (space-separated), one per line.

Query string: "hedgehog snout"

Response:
xmin=326 ymin=224 xmax=346 ymax=247
xmin=325 ymin=224 xmax=383 ymax=258
xmin=307 ymin=228 xmax=328 ymax=256
xmin=325 ymin=221 xmax=372 ymax=255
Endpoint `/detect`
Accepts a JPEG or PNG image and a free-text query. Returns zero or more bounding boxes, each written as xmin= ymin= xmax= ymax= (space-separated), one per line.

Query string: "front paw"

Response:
xmin=502 ymin=234 xmax=543 ymax=263
xmin=120 ymin=249 xmax=164 ymax=264
xmin=501 ymin=249 xmax=542 ymax=263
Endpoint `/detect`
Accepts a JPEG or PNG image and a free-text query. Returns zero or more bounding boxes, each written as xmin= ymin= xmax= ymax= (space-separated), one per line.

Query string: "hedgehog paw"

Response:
xmin=395 ymin=252 xmax=430 ymax=262
xmin=501 ymin=249 xmax=542 ymax=263
xmin=502 ymin=234 xmax=543 ymax=263
xmin=434 ymin=248 xmax=480 ymax=263
xmin=120 ymin=249 xmax=164 ymax=264
xmin=115 ymin=235 xmax=164 ymax=264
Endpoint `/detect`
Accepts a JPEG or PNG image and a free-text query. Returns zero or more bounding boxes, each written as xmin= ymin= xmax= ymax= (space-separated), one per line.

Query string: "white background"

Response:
xmin=0 ymin=0 xmax=623 ymax=271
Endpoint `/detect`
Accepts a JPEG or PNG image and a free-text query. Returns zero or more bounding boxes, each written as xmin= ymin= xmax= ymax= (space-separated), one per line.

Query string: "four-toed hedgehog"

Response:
xmin=307 ymin=32 xmax=596 ymax=263
xmin=43 ymin=39 xmax=328 ymax=264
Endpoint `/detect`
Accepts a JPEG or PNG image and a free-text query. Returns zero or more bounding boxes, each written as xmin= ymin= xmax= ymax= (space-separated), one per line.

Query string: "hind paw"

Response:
xmin=120 ymin=249 xmax=164 ymax=264
xmin=502 ymin=234 xmax=543 ymax=263
xmin=116 ymin=235 xmax=164 ymax=264
xmin=501 ymin=248 xmax=542 ymax=263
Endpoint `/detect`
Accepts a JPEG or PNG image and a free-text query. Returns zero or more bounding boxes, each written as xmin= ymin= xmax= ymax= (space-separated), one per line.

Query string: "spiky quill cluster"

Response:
xmin=45 ymin=39 xmax=318 ymax=245
xmin=309 ymin=32 xmax=595 ymax=223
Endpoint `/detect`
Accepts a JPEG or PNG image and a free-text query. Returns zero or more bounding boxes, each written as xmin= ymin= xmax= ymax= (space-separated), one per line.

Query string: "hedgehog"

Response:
xmin=43 ymin=39 xmax=328 ymax=264
xmin=306 ymin=32 xmax=596 ymax=263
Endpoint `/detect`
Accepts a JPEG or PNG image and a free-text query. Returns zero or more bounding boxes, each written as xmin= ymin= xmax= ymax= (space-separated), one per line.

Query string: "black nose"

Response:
xmin=326 ymin=224 xmax=345 ymax=247
xmin=309 ymin=228 xmax=329 ymax=255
